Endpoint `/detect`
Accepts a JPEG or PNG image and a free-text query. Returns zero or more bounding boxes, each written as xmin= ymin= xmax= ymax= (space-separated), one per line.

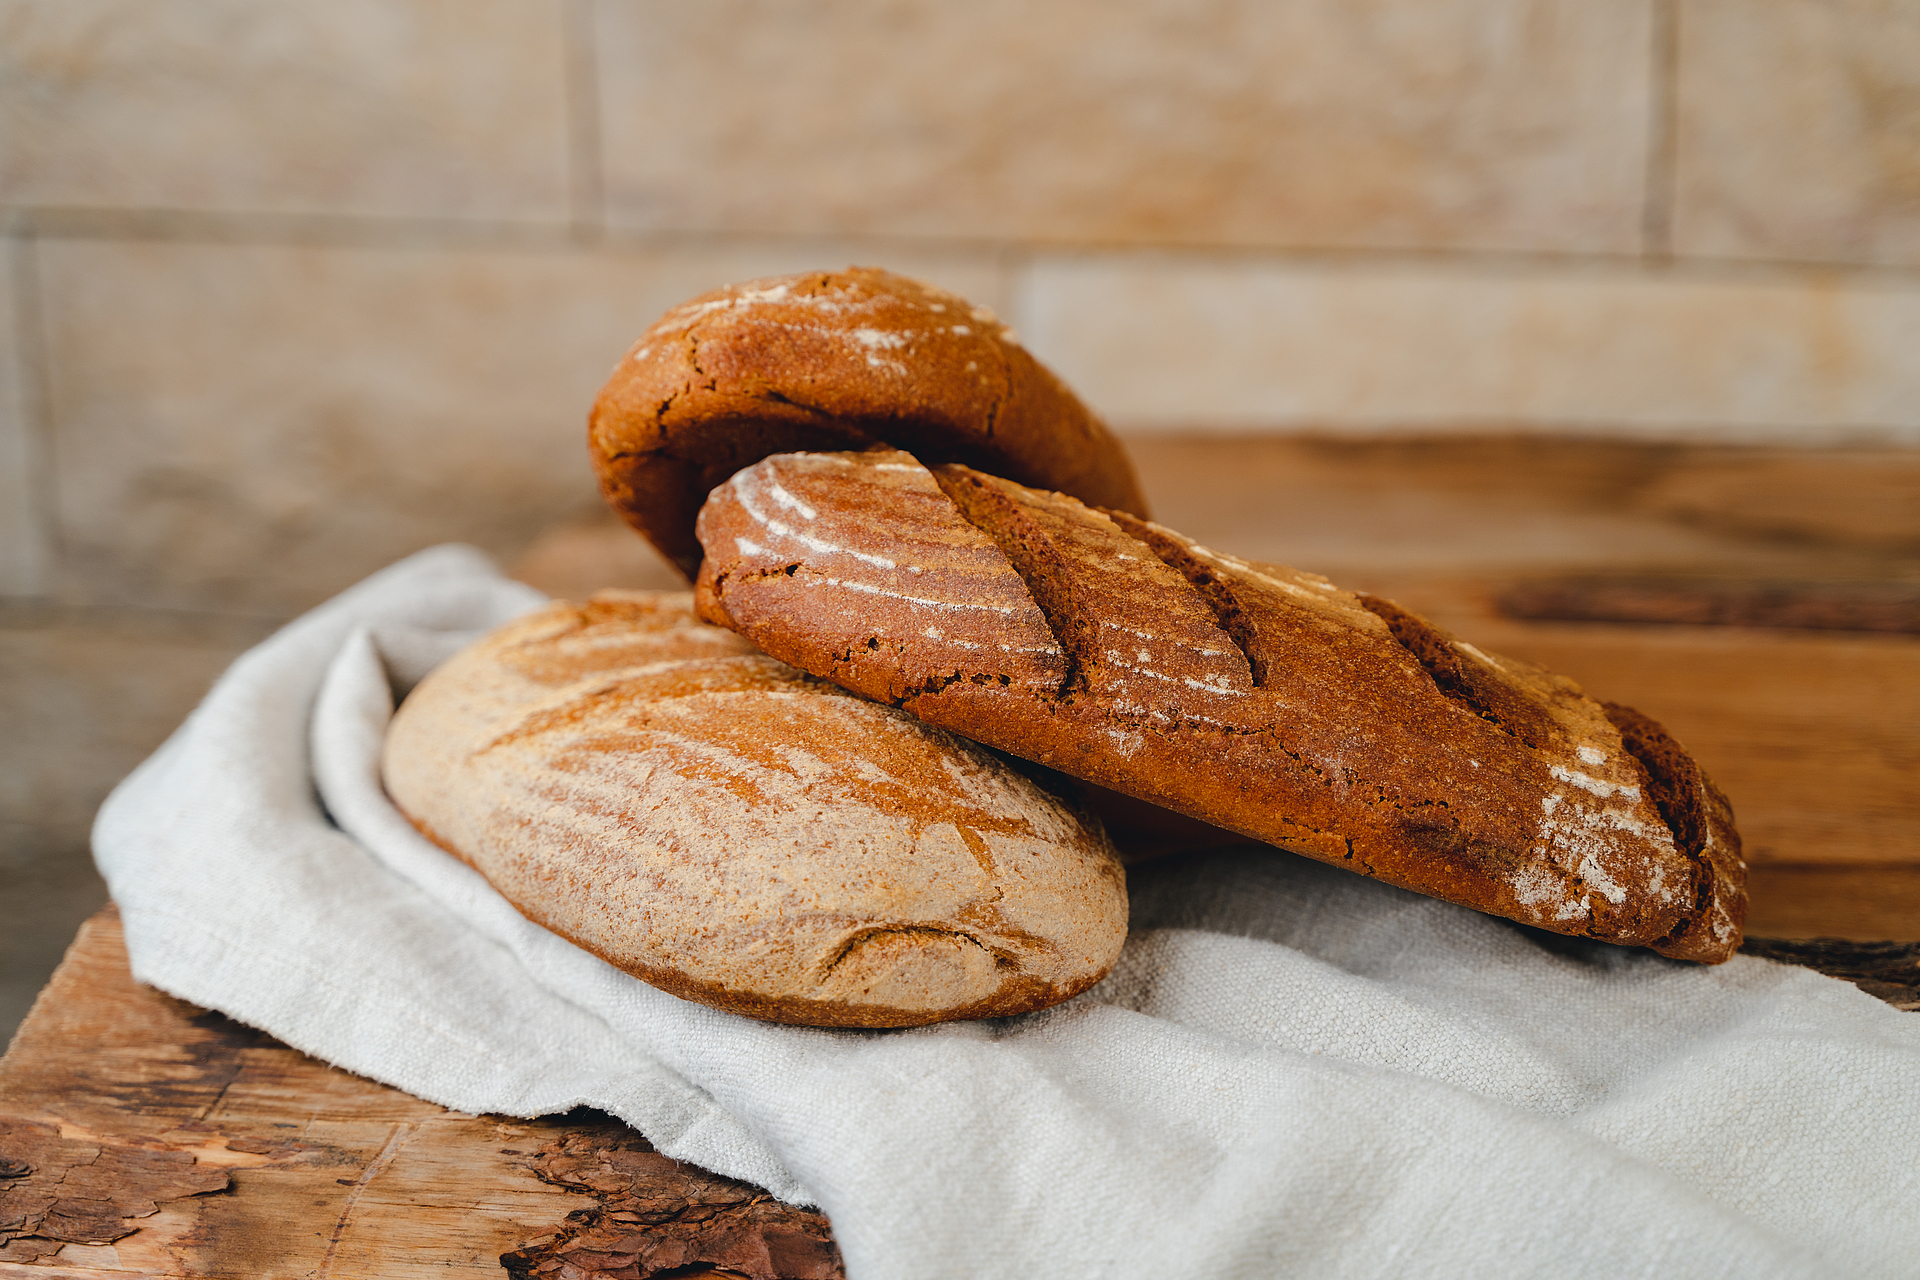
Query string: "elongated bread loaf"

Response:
xmin=382 ymin=590 xmax=1128 ymax=1026
xmin=693 ymin=450 xmax=1747 ymax=963
xmin=589 ymin=267 xmax=1148 ymax=579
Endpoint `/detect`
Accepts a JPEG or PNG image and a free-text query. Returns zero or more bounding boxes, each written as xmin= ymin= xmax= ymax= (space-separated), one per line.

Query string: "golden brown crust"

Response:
xmin=695 ymin=450 xmax=1749 ymax=963
xmin=1598 ymin=701 xmax=1748 ymax=963
xmin=589 ymin=267 xmax=1148 ymax=579
xmin=381 ymin=590 xmax=1129 ymax=1026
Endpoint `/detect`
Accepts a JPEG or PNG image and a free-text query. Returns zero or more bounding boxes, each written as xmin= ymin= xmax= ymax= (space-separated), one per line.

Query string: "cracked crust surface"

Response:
xmin=381 ymin=590 xmax=1128 ymax=1026
xmin=589 ymin=267 xmax=1148 ymax=579
xmin=695 ymin=450 xmax=1748 ymax=963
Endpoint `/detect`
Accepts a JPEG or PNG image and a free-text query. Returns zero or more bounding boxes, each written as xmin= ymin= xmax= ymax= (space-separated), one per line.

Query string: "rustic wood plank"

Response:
xmin=1496 ymin=575 xmax=1920 ymax=633
xmin=3 ymin=900 xmax=1912 ymax=1279
xmin=0 ymin=910 xmax=842 ymax=1279
xmin=1741 ymin=866 xmax=1920 ymax=947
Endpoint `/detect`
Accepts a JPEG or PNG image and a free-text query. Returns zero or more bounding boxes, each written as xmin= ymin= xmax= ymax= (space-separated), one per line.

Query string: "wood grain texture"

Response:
xmin=1497 ymin=576 xmax=1920 ymax=633
xmin=0 ymin=909 xmax=841 ymax=1279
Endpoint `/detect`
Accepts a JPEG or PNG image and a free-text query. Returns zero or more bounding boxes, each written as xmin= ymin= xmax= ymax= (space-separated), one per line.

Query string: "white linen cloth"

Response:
xmin=94 ymin=545 xmax=1920 ymax=1280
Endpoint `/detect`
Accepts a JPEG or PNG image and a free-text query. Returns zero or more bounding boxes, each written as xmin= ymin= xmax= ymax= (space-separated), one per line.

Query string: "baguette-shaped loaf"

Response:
xmin=590 ymin=267 xmax=1148 ymax=579
xmin=694 ymin=450 xmax=1747 ymax=963
xmin=382 ymin=590 xmax=1128 ymax=1026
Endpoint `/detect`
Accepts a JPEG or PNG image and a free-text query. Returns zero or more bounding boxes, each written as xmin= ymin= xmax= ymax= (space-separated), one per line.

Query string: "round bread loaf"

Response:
xmin=381 ymin=590 xmax=1128 ymax=1027
xmin=589 ymin=267 xmax=1148 ymax=580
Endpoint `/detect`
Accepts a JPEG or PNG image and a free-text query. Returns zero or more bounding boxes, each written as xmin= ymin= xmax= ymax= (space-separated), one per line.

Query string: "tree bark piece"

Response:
xmin=0 ymin=1115 xmax=229 ymax=1263
xmin=500 ymin=1128 xmax=841 ymax=1280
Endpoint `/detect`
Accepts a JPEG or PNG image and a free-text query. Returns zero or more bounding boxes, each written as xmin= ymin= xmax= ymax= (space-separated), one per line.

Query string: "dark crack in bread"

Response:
xmin=693 ymin=450 xmax=1747 ymax=963
xmin=382 ymin=590 xmax=1128 ymax=1026
xmin=589 ymin=267 xmax=1148 ymax=580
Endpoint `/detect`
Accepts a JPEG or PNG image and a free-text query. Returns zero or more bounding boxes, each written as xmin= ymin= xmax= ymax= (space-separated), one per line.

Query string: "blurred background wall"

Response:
xmin=4 ymin=0 xmax=1919 ymax=1031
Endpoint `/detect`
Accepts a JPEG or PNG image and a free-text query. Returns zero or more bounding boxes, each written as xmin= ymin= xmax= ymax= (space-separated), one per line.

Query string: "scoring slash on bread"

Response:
xmin=590 ymin=267 xmax=1149 ymax=580
xmin=694 ymin=449 xmax=1748 ymax=963
xmin=382 ymin=591 xmax=1127 ymax=1026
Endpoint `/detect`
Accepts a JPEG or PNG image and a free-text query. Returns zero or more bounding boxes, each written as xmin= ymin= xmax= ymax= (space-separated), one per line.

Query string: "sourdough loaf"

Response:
xmin=381 ymin=590 xmax=1128 ymax=1026
xmin=694 ymin=450 xmax=1748 ymax=963
xmin=589 ymin=267 xmax=1148 ymax=579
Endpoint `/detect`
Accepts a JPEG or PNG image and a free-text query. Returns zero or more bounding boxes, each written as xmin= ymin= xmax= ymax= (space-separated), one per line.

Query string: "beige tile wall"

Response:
xmin=1675 ymin=0 xmax=1920 ymax=268
xmin=0 ymin=0 xmax=1915 ymax=618
xmin=1 ymin=0 xmax=575 ymax=223
xmin=596 ymin=0 xmax=1656 ymax=254
xmin=33 ymin=235 xmax=1007 ymax=612
xmin=1024 ymin=253 xmax=1920 ymax=438
xmin=0 ymin=239 xmax=47 ymax=596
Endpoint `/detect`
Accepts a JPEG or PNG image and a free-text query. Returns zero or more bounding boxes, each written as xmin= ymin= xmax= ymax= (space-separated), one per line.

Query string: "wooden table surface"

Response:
xmin=0 ymin=909 xmax=841 ymax=1280
xmin=0 ymin=910 xmax=1913 ymax=1278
